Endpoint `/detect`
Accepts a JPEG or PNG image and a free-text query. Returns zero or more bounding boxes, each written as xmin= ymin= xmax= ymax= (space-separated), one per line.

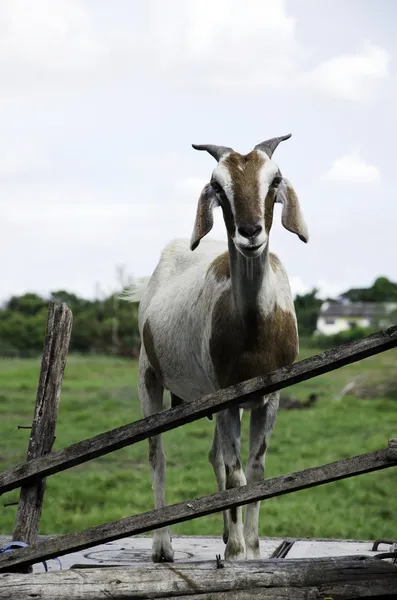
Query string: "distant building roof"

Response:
xmin=319 ymin=301 xmax=389 ymax=319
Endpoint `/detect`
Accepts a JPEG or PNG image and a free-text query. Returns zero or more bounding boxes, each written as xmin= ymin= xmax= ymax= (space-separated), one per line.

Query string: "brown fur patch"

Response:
xmin=264 ymin=189 xmax=277 ymax=234
xmin=223 ymin=151 xmax=265 ymax=227
xmin=210 ymin=294 xmax=298 ymax=389
xmin=210 ymin=252 xmax=230 ymax=282
xmin=143 ymin=319 xmax=162 ymax=380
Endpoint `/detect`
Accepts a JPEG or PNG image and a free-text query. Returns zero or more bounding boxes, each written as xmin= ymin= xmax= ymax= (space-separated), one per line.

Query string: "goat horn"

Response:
xmin=192 ymin=144 xmax=234 ymax=162
xmin=255 ymin=134 xmax=292 ymax=158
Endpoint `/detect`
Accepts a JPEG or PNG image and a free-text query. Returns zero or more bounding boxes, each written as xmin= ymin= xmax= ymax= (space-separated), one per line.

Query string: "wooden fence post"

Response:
xmin=12 ymin=302 xmax=72 ymax=563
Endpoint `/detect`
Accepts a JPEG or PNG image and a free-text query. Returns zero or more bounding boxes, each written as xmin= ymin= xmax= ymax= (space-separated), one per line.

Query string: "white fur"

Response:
xmin=256 ymin=150 xmax=279 ymax=203
xmin=213 ymin=160 xmax=234 ymax=203
xmin=137 ymin=238 xmax=227 ymax=399
xmin=134 ymin=237 xmax=295 ymax=401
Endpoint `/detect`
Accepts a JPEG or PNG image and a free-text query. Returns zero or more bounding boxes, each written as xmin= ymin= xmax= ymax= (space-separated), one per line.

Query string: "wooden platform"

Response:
xmin=0 ymin=534 xmax=393 ymax=573
xmin=1 ymin=535 xmax=396 ymax=599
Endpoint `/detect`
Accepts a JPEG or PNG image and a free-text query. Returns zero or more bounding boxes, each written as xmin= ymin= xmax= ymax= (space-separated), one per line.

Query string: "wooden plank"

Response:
xmin=0 ymin=556 xmax=396 ymax=599
xmin=12 ymin=302 xmax=72 ymax=558
xmin=0 ymin=444 xmax=396 ymax=572
xmin=1 ymin=325 xmax=397 ymax=496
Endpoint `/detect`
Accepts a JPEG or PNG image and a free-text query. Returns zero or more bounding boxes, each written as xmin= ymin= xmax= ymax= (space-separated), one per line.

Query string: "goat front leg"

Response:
xmin=244 ymin=393 xmax=279 ymax=559
xmin=138 ymin=350 xmax=173 ymax=563
xmin=217 ymin=406 xmax=246 ymax=560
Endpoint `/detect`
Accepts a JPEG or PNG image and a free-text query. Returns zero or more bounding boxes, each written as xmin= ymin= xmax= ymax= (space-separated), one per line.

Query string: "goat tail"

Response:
xmin=118 ymin=276 xmax=149 ymax=304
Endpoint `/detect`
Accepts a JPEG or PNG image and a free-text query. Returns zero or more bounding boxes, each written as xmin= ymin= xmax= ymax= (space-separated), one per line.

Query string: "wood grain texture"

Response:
xmin=0 ymin=444 xmax=396 ymax=572
xmin=12 ymin=302 xmax=72 ymax=556
xmin=1 ymin=325 xmax=397 ymax=496
xmin=0 ymin=557 xmax=396 ymax=599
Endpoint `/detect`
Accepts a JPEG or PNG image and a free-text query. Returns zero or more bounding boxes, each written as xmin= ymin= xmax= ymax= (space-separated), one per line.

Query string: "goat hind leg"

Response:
xmin=244 ymin=393 xmax=279 ymax=559
xmin=208 ymin=425 xmax=229 ymax=544
xmin=138 ymin=351 xmax=173 ymax=563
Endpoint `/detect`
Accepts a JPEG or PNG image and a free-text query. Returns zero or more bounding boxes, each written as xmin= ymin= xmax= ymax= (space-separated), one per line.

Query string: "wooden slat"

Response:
xmin=0 ymin=556 xmax=396 ymax=599
xmin=1 ymin=325 xmax=397 ymax=496
xmin=0 ymin=443 xmax=396 ymax=572
xmin=12 ymin=302 xmax=72 ymax=557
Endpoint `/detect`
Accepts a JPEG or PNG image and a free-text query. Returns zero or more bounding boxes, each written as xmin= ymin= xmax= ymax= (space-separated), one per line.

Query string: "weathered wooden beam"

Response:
xmin=12 ymin=302 xmax=72 ymax=559
xmin=0 ymin=442 xmax=396 ymax=572
xmin=0 ymin=556 xmax=396 ymax=599
xmin=1 ymin=325 xmax=397 ymax=496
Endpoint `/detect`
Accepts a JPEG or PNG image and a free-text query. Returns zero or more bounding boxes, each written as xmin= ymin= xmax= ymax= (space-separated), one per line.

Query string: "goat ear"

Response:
xmin=276 ymin=178 xmax=309 ymax=243
xmin=190 ymin=183 xmax=219 ymax=250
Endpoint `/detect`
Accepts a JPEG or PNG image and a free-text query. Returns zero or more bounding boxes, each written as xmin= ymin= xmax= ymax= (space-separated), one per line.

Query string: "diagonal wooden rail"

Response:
xmin=1 ymin=325 xmax=397 ymax=497
xmin=0 ymin=441 xmax=396 ymax=572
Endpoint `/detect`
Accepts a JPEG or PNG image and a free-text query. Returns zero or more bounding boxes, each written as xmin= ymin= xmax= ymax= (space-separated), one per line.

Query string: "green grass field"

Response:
xmin=1 ymin=345 xmax=396 ymax=541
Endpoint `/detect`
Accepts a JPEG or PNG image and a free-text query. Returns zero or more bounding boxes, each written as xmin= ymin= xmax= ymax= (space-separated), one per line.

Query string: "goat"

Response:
xmin=126 ymin=134 xmax=308 ymax=563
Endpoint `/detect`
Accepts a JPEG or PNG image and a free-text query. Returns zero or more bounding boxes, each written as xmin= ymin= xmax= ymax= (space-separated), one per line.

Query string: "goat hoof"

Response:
xmin=151 ymin=537 xmax=174 ymax=563
xmin=246 ymin=546 xmax=261 ymax=559
xmin=245 ymin=537 xmax=260 ymax=559
xmin=225 ymin=539 xmax=246 ymax=560
xmin=223 ymin=532 xmax=229 ymax=545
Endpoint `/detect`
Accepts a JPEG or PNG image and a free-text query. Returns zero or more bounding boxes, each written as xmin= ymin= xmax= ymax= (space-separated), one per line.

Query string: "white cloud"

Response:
xmin=289 ymin=276 xmax=347 ymax=300
xmin=289 ymin=276 xmax=310 ymax=297
xmin=0 ymin=0 xmax=103 ymax=88
xmin=0 ymin=1 xmax=389 ymax=104
xmin=0 ymin=0 xmax=301 ymax=93
xmin=303 ymin=43 xmax=390 ymax=101
xmin=319 ymin=151 xmax=381 ymax=184
xmin=133 ymin=3 xmax=390 ymax=100
xmin=146 ymin=0 xmax=300 ymax=89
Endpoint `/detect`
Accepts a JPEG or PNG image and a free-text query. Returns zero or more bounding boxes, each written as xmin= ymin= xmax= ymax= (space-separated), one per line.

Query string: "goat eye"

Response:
xmin=272 ymin=176 xmax=282 ymax=187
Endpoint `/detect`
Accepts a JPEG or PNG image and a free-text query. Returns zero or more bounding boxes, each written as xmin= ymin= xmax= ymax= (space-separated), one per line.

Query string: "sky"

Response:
xmin=1 ymin=0 xmax=396 ymax=302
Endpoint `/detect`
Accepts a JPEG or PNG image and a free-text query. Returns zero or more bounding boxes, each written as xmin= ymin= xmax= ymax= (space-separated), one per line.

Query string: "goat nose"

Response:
xmin=238 ymin=223 xmax=263 ymax=239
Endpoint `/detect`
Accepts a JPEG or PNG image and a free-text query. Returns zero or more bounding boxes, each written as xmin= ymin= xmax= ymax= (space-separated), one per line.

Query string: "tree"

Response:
xmin=294 ymin=288 xmax=323 ymax=336
xmin=50 ymin=290 xmax=91 ymax=314
xmin=6 ymin=293 xmax=46 ymax=316
xmin=341 ymin=276 xmax=397 ymax=302
xmin=0 ymin=287 xmax=141 ymax=358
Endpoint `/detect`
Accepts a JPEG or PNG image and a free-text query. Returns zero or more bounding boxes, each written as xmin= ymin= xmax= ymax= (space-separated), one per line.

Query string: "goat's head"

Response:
xmin=190 ymin=134 xmax=308 ymax=258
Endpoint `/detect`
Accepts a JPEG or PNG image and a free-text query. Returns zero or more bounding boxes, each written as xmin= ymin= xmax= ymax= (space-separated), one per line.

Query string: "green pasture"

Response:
xmin=1 ymin=345 xmax=396 ymax=540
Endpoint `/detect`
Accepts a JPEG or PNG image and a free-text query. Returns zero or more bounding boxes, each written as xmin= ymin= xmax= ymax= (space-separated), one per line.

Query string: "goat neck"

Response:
xmin=227 ymin=237 xmax=274 ymax=321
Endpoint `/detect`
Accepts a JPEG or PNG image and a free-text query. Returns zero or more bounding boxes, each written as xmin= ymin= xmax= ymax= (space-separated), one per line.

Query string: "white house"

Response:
xmin=316 ymin=301 xmax=397 ymax=336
